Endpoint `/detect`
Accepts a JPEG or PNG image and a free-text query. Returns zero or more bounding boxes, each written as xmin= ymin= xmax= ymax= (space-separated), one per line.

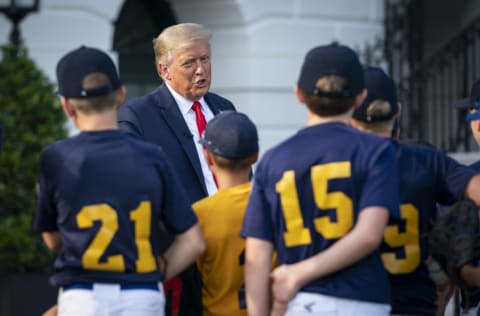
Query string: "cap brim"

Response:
xmin=454 ymin=98 xmax=470 ymax=109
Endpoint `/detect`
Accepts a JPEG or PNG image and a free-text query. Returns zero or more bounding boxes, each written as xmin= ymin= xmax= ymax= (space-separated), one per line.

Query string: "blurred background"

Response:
xmin=1 ymin=1 xmax=480 ymax=314
xmin=1 ymin=0 xmax=479 ymax=158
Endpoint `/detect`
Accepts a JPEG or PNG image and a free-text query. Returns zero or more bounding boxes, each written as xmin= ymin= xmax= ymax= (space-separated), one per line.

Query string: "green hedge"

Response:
xmin=0 ymin=45 xmax=67 ymax=273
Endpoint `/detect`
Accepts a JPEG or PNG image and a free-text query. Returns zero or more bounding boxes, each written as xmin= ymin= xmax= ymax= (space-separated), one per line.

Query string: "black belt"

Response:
xmin=62 ymin=283 xmax=160 ymax=291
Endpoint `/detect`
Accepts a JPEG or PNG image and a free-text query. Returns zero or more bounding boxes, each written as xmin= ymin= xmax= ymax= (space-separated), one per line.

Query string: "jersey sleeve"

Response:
xmin=33 ymin=148 xmax=58 ymax=232
xmin=438 ymin=153 xmax=476 ymax=202
xmin=359 ymin=140 xmax=401 ymax=218
xmin=117 ymin=104 xmax=144 ymax=137
xmin=156 ymin=149 xmax=198 ymax=235
xmin=241 ymin=159 xmax=274 ymax=242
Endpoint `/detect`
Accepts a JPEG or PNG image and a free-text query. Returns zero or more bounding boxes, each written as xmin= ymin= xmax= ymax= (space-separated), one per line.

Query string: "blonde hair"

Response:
xmin=353 ymin=99 xmax=396 ymax=134
xmin=68 ymin=73 xmax=119 ymax=114
xmin=301 ymin=75 xmax=355 ymax=116
xmin=153 ymin=23 xmax=211 ymax=66
xmin=366 ymin=99 xmax=392 ymax=120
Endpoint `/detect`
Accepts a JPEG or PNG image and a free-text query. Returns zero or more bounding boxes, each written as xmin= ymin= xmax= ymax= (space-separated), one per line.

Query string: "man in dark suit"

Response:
xmin=117 ymin=23 xmax=235 ymax=316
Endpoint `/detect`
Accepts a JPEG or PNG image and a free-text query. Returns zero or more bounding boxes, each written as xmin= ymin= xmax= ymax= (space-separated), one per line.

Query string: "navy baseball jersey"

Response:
xmin=34 ymin=130 xmax=197 ymax=286
xmin=382 ymin=142 xmax=476 ymax=315
xmin=241 ymin=122 xmax=400 ymax=304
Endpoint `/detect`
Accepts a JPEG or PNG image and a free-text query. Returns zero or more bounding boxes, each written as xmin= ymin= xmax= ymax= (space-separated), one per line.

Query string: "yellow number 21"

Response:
xmin=76 ymin=201 xmax=156 ymax=273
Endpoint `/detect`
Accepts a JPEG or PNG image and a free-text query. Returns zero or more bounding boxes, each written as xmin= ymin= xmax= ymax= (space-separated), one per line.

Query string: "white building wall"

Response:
xmin=0 ymin=0 xmax=123 ymax=80
xmin=0 ymin=0 xmax=384 ymax=156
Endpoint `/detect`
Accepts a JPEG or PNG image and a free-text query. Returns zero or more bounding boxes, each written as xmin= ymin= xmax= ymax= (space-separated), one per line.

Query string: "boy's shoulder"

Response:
xmin=193 ymin=182 xmax=251 ymax=214
xmin=40 ymin=131 xmax=166 ymax=166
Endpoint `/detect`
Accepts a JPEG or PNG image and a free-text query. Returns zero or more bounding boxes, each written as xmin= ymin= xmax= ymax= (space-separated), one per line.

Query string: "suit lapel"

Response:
xmin=204 ymin=93 xmax=223 ymax=115
xmin=154 ymin=85 xmax=208 ymax=196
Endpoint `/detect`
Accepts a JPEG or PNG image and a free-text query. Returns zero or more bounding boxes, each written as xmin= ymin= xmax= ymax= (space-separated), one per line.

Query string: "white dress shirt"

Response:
xmin=165 ymin=83 xmax=218 ymax=196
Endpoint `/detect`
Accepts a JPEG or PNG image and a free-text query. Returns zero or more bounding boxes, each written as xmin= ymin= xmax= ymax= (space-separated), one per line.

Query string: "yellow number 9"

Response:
xmin=381 ymin=203 xmax=420 ymax=274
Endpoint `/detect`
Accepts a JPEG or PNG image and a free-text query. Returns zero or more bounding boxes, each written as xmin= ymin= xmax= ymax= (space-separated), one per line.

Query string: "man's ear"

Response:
xmin=158 ymin=64 xmax=170 ymax=80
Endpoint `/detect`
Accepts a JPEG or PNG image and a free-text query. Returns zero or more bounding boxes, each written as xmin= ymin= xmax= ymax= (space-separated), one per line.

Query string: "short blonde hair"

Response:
xmin=353 ymin=99 xmax=396 ymax=134
xmin=68 ymin=73 xmax=119 ymax=114
xmin=153 ymin=23 xmax=211 ymax=66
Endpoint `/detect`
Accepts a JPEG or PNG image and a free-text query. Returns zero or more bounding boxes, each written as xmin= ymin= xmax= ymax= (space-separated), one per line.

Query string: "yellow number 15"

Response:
xmin=276 ymin=161 xmax=354 ymax=247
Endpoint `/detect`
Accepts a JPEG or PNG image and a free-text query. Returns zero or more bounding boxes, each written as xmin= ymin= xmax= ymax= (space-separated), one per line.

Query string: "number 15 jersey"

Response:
xmin=241 ymin=122 xmax=400 ymax=304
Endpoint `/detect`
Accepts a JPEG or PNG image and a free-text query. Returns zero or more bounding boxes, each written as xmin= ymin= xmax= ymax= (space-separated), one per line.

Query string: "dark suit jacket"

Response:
xmin=117 ymin=83 xmax=236 ymax=204
xmin=117 ymin=84 xmax=235 ymax=316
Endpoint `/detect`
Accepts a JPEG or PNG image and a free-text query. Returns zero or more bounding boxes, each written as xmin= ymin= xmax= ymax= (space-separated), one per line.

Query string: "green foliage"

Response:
xmin=0 ymin=212 xmax=55 ymax=273
xmin=0 ymin=44 xmax=67 ymax=273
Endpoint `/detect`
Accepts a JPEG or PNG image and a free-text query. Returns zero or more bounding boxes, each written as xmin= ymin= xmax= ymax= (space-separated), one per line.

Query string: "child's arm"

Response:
xmin=245 ymin=237 xmax=274 ymax=316
xmin=42 ymin=231 xmax=61 ymax=252
xmin=270 ymin=206 xmax=389 ymax=306
xmin=163 ymin=223 xmax=205 ymax=280
xmin=465 ymin=174 xmax=480 ymax=206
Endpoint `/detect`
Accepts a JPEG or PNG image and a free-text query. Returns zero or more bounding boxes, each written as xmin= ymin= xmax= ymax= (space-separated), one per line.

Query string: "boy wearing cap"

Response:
xmin=350 ymin=66 xmax=480 ymax=316
xmin=241 ymin=43 xmax=401 ymax=316
xmin=192 ymin=111 xmax=258 ymax=316
xmin=452 ymin=79 xmax=480 ymax=316
xmin=33 ymin=46 xmax=205 ymax=316
xmin=455 ymin=79 xmax=480 ymax=163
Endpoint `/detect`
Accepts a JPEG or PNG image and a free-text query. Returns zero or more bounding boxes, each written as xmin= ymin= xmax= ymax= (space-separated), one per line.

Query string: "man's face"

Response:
xmin=164 ymin=40 xmax=211 ymax=101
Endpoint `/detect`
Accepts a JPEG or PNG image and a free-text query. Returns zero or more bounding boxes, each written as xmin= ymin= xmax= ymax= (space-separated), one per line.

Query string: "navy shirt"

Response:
xmin=383 ymin=142 xmax=476 ymax=315
xmin=241 ymin=122 xmax=400 ymax=304
xmin=34 ymin=130 xmax=197 ymax=286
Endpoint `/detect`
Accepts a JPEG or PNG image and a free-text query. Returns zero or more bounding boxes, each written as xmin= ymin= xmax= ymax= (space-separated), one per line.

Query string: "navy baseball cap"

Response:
xmin=352 ymin=66 xmax=398 ymax=122
xmin=454 ymin=79 xmax=480 ymax=121
xmin=56 ymin=46 xmax=122 ymax=98
xmin=199 ymin=111 xmax=259 ymax=159
xmin=454 ymin=79 xmax=480 ymax=109
xmin=297 ymin=43 xmax=364 ymax=98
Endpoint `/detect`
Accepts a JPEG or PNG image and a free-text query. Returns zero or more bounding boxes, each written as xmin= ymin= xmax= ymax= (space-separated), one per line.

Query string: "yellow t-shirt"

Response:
xmin=192 ymin=182 xmax=251 ymax=316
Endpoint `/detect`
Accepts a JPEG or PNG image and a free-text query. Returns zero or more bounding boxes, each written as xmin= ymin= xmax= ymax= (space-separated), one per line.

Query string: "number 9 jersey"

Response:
xmin=33 ymin=130 xmax=198 ymax=287
xmin=381 ymin=142 xmax=477 ymax=315
xmin=241 ymin=122 xmax=400 ymax=305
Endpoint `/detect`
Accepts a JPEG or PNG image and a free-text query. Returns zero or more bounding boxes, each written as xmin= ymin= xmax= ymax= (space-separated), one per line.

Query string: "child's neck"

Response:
xmin=214 ymin=169 xmax=251 ymax=190
xmin=306 ymin=107 xmax=354 ymax=127
xmin=76 ymin=111 xmax=118 ymax=131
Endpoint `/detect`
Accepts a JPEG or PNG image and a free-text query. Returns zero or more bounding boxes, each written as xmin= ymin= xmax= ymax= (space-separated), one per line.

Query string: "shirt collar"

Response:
xmin=165 ymin=82 xmax=206 ymax=116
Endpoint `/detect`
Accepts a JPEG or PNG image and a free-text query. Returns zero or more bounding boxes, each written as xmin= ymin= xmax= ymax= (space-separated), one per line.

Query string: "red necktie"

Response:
xmin=192 ymin=101 xmax=207 ymax=137
xmin=192 ymin=101 xmax=218 ymax=188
